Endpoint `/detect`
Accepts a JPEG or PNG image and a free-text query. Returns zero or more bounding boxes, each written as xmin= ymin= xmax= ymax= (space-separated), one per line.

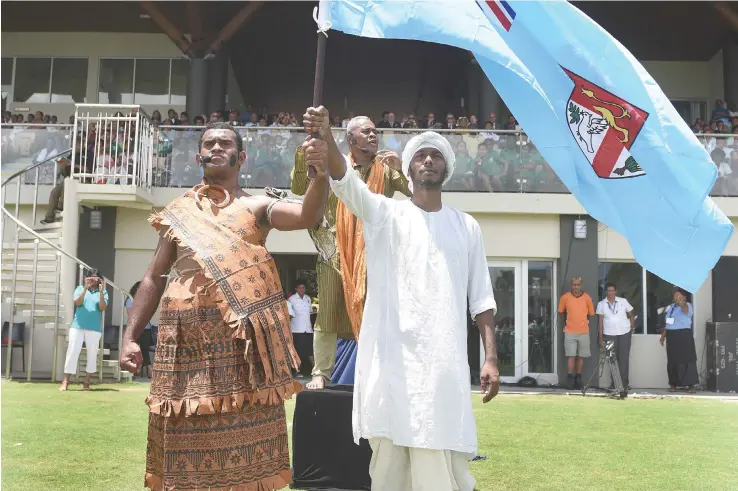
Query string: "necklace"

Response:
xmin=195 ymin=184 xmax=240 ymax=208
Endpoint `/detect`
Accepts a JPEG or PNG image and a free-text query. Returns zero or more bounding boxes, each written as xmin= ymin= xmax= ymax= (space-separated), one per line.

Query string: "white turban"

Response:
xmin=401 ymin=131 xmax=456 ymax=192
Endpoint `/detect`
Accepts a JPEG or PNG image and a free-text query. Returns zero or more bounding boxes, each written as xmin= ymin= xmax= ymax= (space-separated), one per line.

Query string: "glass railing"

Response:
xmin=4 ymin=123 xmax=736 ymax=196
xmin=1 ymin=124 xmax=74 ymax=185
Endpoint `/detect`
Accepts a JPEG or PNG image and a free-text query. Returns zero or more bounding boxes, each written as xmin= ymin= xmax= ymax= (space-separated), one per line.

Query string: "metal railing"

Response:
xmin=1 ymin=152 xmax=131 ymax=382
xmin=68 ymin=104 xmax=155 ymax=191
xmin=4 ymin=119 xmax=735 ymax=196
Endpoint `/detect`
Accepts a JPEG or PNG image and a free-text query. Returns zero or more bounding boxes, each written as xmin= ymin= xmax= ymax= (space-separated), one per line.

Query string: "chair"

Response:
xmin=1 ymin=322 xmax=26 ymax=372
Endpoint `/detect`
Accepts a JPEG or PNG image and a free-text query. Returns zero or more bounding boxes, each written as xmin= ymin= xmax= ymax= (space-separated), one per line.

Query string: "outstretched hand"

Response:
xmin=303 ymin=106 xmax=331 ymax=139
xmin=302 ymin=138 xmax=328 ymax=178
xmin=480 ymin=361 xmax=500 ymax=403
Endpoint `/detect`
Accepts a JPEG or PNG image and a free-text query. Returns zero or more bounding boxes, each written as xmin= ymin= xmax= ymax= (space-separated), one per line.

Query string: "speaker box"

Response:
xmin=291 ymin=385 xmax=371 ymax=490
xmin=711 ymin=257 xmax=738 ymax=322
xmin=705 ymin=322 xmax=738 ymax=393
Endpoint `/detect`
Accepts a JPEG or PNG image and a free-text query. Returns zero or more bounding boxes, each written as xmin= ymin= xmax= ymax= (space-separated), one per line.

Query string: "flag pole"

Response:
xmin=308 ymin=5 xmax=329 ymax=179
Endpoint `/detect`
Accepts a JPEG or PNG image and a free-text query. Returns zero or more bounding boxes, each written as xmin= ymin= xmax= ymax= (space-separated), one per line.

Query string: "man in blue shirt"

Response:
xmin=659 ymin=287 xmax=698 ymax=392
xmin=59 ymin=269 xmax=108 ymax=391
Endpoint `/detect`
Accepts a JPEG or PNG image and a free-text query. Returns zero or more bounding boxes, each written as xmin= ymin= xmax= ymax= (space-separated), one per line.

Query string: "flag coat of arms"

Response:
xmin=319 ymin=0 xmax=733 ymax=292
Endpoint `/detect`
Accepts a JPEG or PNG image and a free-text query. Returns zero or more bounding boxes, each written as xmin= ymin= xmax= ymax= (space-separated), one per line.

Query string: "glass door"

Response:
xmin=480 ymin=260 xmax=557 ymax=384
xmin=524 ymin=261 xmax=557 ymax=384
xmin=484 ymin=261 xmax=523 ymax=382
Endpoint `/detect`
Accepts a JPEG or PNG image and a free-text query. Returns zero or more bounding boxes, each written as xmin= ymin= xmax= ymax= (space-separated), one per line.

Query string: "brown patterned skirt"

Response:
xmin=144 ymin=301 xmax=299 ymax=490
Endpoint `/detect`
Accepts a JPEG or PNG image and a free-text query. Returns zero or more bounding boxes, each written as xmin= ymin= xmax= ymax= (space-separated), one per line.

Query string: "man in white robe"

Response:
xmin=303 ymin=106 xmax=501 ymax=491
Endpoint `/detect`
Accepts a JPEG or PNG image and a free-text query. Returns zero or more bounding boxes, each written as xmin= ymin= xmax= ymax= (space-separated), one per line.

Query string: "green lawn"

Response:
xmin=2 ymin=381 xmax=738 ymax=491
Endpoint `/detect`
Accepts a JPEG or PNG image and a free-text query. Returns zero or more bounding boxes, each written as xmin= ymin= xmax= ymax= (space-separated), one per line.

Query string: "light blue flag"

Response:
xmin=319 ymin=0 xmax=733 ymax=292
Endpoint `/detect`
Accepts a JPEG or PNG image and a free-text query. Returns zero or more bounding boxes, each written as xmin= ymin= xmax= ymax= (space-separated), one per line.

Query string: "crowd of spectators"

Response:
xmin=697 ymin=100 xmax=738 ymax=196
xmin=3 ymin=100 xmax=737 ymax=195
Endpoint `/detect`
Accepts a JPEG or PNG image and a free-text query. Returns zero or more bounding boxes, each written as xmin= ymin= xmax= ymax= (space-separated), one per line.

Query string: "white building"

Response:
xmin=2 ymin=1 xmax=737 ymax=388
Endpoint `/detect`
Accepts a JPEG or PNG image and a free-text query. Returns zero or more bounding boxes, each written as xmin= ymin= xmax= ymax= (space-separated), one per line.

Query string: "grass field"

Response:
xmin=2 ymin=381 xmax=738 ymax=491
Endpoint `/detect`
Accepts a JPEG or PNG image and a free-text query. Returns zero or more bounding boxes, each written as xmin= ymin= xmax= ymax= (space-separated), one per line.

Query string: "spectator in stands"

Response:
xmin=43 ymin=115 xmax=51 ymax=124
xmin=59 ymin=269 xmax=108 ymax=391
xmin=51 ymin=115 xmax=58 ymax=124
xmin=228 ymin=110 xmax=241 ymax=126
xmin=151 ymin=110 xmax=162 ymax=126
xmin=505 ymin=115 xmax=517 ymax=130
xmin=377 ymin=111 xmax=392 ymax=128
xmin=475 ymin=143 xmax=504 ymax=192
xmin=2 ymin=111 xmax=11 ymax=123
xmin=126 ymin=281 xmax=152 ymax=378
xmin=469 ymin=114 xmax=479 ymax=129
xmin=331 ymin=115 xmax=342 ymax=127
xmin=488 ymin=113 xmax=498 ymax=129
xmin=457 ymin=116 xmax=470 ymax=131
xmin=712 ymin=100 xmax=731 ymax=123
xmin=193 ymin=115 xmax=205 ymax=126
xmin=26 ymin=114 xmax=34 ymax=123
xmin=180 ymin=112 xmax=189 ymax=125
xmin=421 ymin=112 xmax=435 ymax=129
xmin=209 ymin=111 xmax=222 ymax=123
xmin=453 ymin=140 xmax=474 ymax=190
xmin=244 ymin=113 xmax=259 ymax=127
xmin=445 ymin=113 xmax=457 ymax=129
xmin=41 ymin=156 xmax=71 ymax=224
xmin=166 ymin=109 xmax=179 ymax=125
xmin=712 ymin=148 xmax=733 ymax=196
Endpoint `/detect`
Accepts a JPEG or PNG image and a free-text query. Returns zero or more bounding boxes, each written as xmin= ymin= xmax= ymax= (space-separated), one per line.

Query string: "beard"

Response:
xmin=410 ymin=167 xmax=445 ymax=189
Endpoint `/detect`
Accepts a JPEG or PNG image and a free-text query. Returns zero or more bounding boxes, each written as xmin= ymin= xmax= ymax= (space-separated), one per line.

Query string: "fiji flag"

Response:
xmin=319 ymin=0 xmax=733 ymax=292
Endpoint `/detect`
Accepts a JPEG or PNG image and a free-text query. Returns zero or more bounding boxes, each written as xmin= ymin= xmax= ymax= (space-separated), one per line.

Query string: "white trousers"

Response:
xmin=369 ymin=438 xmax=476 ymax=491
xmin=64 ymin=328 xmax=102 ymax=375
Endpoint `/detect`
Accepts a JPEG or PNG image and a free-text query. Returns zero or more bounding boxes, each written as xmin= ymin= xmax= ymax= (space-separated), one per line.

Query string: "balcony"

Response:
xmin=2 ymin=108 xmax=737 ymax=216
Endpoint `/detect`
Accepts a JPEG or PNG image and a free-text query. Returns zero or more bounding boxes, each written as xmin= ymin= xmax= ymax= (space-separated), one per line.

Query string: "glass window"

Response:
xmin=99 ymin=59 xmax=134 ymax=104
xmin=527 ymin=261 xmax=554 ymax=374
xmin=14 ymin=58 xmax=51 ymax=103
xmin=598 ymin=262 xmax=643 ymax=332
xmin=134 ymin=59 xmax=170 ymax=105
xmin=169 ymin=59 xmax=188 ymax=105
xmin=489 ymin=265 xmax=516 ymax=377
xmin=1 ymin=58 xmax=13 ymax=85
xmin=51 ymin=58 xmax=88 ymax=103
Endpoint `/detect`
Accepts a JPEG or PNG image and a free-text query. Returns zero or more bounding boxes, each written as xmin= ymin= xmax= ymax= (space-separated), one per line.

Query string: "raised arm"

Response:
xmin=265 ymin=141 xmax=329 ymax=232
xmin=303 ymin=106 xmax=389 ymax=226
xmin=120 ymin=235 xmax=176 ymax=374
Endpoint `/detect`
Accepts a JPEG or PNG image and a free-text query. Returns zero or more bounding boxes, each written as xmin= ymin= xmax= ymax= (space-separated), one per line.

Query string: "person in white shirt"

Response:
xmin=288 ymin=280 xmax=314 ymax=376
xmin=303 ymin=106 xmax=499 ymax=491
xmin=596 ymin=282 xmax=635 ymax=388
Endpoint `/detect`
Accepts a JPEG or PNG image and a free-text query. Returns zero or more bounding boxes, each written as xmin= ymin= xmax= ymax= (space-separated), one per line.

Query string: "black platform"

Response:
xmin=291 ymin=385 xmax=372 ymax=490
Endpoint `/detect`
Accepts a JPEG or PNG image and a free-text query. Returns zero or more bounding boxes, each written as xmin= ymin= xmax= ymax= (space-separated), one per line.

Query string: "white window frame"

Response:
xmin=98 ymin=57 xmax=185 ymax=106
xmin=8 ymin=56 xmax=89 ymax=104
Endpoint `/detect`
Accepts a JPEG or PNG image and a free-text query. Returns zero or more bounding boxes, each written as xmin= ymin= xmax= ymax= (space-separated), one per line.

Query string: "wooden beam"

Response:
xmin=715 ymin=2 xmax=738 ymax=33
xmin=207 ymin=2 xmax=264 ymax=55
xmin=140 ymin=1 xmax=191 ymax=55
xmin=186 ymin=2 xmax=206 ymax=54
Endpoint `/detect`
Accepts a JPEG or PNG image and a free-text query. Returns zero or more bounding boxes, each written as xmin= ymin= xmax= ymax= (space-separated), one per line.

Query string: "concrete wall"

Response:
xmin=642 ymin=53 xmax=724 ymax=110
xmin=557 ymin=215 xmax=600 ymax=385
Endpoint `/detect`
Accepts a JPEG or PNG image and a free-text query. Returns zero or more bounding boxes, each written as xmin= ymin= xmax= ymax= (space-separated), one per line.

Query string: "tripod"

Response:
xmin=582 ymin=340 xmax=628 ymax=399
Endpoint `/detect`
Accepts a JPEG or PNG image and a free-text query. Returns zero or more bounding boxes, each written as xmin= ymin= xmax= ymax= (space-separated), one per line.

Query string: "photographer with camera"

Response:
xmin=596 ymin=282 xmax=635 ymax=389
xmin=59 ymin=269 xmax=108 ymax=391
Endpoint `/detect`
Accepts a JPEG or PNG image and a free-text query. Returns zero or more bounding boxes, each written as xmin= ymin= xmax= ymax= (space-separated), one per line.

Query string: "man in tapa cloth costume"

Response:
xmin=291 ymin=116 xmax=411 ymax=390
xmin=120 ymin=122 xmax=330 ymax=491
xmin=304 ymin=107 xmax=500 ymax=490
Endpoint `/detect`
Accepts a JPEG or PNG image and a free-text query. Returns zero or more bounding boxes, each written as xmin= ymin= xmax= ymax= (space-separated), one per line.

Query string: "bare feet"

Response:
xmin=58 ymin=381 xmax=69 ymax=391
xmin=306 ymin=375 xmax=326 ymax=390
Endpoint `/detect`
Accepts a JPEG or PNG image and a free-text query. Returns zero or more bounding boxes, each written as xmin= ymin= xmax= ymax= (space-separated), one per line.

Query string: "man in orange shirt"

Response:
xmin=558 ymin=276 xmax=595 ymax=390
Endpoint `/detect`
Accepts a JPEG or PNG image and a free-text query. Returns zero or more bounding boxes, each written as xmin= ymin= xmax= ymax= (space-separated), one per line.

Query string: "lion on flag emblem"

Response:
xmin=563 ymin=68 xmax=649 ymax=179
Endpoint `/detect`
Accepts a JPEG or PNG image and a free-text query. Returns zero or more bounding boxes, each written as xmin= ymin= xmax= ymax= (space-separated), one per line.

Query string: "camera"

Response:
xmin=604 ymin=340 xmax=615 ymax=353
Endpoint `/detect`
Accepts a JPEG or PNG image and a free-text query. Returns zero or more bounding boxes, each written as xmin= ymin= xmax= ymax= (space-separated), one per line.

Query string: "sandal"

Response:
xmin=82 ymin=381 xmax=91 ymax=391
